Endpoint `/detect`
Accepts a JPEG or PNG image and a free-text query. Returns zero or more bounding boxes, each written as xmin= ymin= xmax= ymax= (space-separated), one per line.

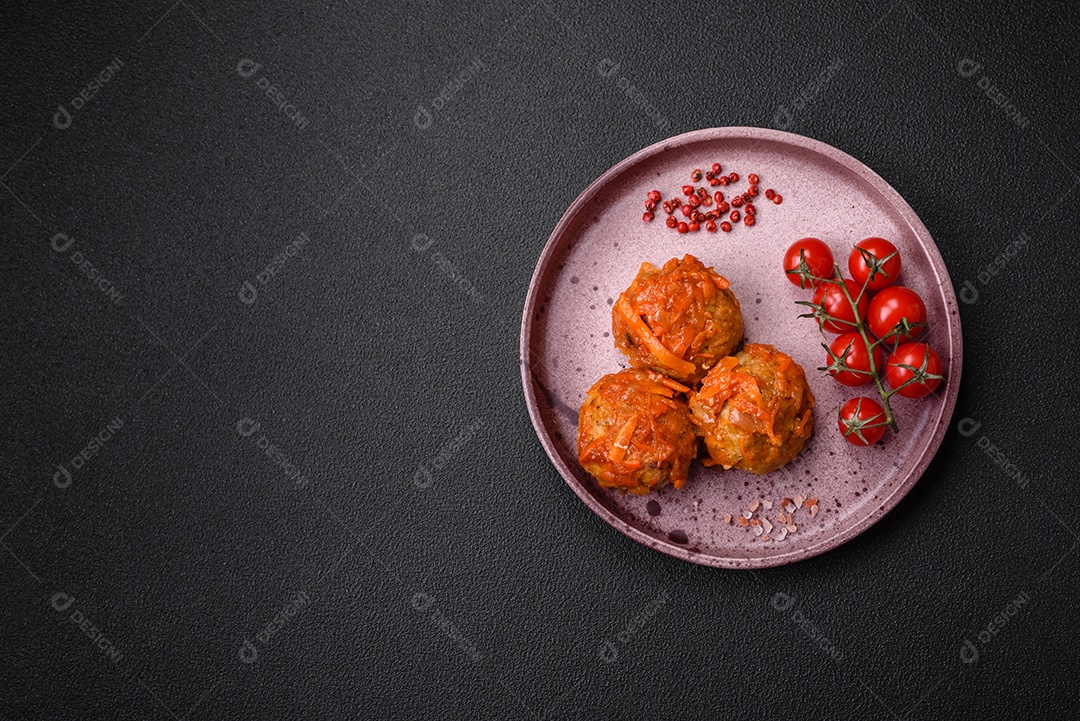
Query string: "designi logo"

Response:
xmin=237 ymin=417 xmax=261 ymax=437
xmin=53 ymin=465 xmax=73 ymax=489
xmin=413 ymin=106 xmax=433 ymax=130
xmin=771 ymin=592 xmax=796 ymax=612
xmin=237 ymin=58 xmax=261 ymax=78
xmin=238 ymin=280 xmax=258 ymax=305
xmin=54 ymin=105 xmax=73 ymax=130
xmin=411 ymin=592 xmax=435 ymax=612
xmin=51 ymin=592 xmax=76 ymax=612
xmin=238 ymin=638 xmax=259 ymax=664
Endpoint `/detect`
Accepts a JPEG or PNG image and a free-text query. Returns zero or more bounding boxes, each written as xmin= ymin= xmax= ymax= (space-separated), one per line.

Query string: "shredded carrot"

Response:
xmin=614 ymin=295 xmax=697 ymax=379
xmin=580 ymin=435 xmax=608 ymax=460
xmin=719 ymin=356 xmax=740 ymax=371
xmin=694 ymin=357 xmax=740 ymax=402
xmin=655 ymin=375 xmax=691 ymax=394
xmin=608 ymin=413 xmax=640 ymax=463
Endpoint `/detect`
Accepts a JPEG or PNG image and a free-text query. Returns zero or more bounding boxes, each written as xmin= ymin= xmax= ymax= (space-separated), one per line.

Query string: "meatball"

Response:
xmin=613 ymin=254 xmax=743 ymax=383
xmin=688 ymin=344 xmax=814 ymax=475
xmin=578 ymin=369 xmax=698 ymax=495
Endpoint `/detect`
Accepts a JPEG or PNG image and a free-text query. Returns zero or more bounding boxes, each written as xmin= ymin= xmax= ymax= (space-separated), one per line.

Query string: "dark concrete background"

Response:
xmin=2 ymin=0 xmax=1078 ymax=718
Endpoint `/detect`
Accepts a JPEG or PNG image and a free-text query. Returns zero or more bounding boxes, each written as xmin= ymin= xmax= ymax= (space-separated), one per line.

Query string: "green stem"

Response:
xmin=831 ymin=262 xmax=899 ymax=434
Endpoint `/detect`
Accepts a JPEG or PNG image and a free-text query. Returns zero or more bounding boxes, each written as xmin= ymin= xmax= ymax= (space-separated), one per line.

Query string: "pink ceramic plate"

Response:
xmin=521 ymin=127 xmax=962 ymax=569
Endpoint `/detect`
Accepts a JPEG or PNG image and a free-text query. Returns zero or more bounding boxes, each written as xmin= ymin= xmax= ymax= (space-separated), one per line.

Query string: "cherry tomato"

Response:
xmin=848 ymin=237 xmax=901 ymax=292
xmin=867 ymin=286 xmax=926 ymax=344
xmin=884 ymin=342 xmax=943 ymax=398
xmin=838 ymin=397 xmax=886 ymax=446
xmin=783 ymin=238 xmax=834 ymax=289
xmin=826 ymin=332 xmax=885 ymax=387
xmin=811 ymin=278 xmax=869 ymax=333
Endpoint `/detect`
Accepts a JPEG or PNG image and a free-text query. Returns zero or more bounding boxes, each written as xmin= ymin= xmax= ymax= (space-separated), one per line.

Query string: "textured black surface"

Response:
xmin=3 ymin=1 xmax=1079 ymax=718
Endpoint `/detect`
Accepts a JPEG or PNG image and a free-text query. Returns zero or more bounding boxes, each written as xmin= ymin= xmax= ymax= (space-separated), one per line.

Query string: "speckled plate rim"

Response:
xmin=520 ymin=126 xmax=963 ymax=569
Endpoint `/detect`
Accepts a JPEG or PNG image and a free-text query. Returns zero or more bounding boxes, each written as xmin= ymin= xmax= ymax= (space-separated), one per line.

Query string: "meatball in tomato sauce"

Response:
xmin=578 ymin=369 xmax=698 ymax=495
xmin=613 ymin=255 xmax=743 ymax=383
xmin=689 ymin=344 xmax=814 ymax=475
